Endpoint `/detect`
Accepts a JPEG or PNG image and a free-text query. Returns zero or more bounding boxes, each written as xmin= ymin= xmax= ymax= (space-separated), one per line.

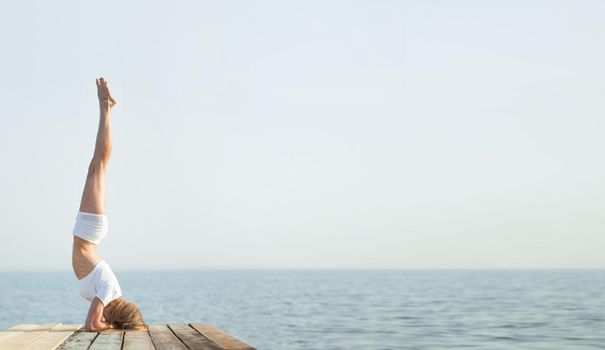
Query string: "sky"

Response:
xmin=0 ymin=0 xmax=603 ymax=270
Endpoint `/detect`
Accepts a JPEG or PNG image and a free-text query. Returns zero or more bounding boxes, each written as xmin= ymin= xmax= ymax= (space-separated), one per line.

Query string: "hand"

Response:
xmin=96 ymin=77 xmax=117 ymax=109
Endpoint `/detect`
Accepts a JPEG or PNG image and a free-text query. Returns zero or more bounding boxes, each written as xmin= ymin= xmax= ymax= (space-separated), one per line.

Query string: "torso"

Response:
xmin=72 ymin=237 xmax=102 ymax=279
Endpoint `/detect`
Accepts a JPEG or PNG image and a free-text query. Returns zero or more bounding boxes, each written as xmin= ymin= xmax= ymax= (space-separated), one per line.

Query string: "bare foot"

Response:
xmin=96 ymin=77 xmax=117 ymax=108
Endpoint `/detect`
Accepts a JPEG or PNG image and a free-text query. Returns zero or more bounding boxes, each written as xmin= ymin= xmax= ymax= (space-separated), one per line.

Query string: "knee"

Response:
xmin=87 ymin=158 xmax=108 ymax=175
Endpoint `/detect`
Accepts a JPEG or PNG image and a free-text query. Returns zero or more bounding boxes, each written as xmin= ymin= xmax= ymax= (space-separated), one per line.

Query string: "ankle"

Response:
xmin=99 ymin=99 xmax=115 ymax=110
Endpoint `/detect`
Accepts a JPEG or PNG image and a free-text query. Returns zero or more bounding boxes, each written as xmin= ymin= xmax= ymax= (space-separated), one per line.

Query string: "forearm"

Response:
xmin=85 ymin=321 xmax=113 ymax=332
xmin=93 ymin=102 xmax=113 ymax=162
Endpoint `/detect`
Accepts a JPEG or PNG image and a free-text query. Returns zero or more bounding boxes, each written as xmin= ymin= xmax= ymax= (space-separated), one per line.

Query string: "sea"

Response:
xmin=0 ymin=269 xmax=604 ymax=349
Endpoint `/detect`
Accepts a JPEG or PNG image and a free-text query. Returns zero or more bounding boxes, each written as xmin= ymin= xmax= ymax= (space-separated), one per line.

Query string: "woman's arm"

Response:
xmin=84 ymin=298 xmax=113 ymax=331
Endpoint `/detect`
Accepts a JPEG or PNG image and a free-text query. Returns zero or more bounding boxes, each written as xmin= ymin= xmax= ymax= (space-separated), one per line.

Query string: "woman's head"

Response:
xmin=108 ymin=298 xmax=145 ymax=330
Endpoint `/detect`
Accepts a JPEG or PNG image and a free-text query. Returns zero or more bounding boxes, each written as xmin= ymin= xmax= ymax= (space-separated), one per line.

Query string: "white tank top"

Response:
xmin=78 ymin=260 xmax=122 ymax=306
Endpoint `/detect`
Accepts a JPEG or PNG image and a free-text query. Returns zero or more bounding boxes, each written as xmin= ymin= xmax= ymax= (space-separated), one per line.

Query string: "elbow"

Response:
xmin=84 ymin=322 xmax=103 ymax=332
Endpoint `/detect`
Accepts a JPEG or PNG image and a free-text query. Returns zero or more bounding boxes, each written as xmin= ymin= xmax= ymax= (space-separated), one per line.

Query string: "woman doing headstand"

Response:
xmin=72 ymin=77 xmax=145 ymax=331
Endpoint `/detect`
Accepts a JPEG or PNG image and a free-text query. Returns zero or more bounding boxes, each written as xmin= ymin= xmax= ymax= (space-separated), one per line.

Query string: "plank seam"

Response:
xmin=167 ymin=325 xmax=194 ymax=350
xmin=22 ymin=323 xmax=63 ymax=346
xmin=85 ymin=332 xmax=100 ymax=350
xmin=54 ymin=332 xmax=71 ymax=350
xmin=45 ymin=328 xmax=79 ymax=350
xmin=146 ymin=330 xmax=159 ymax=350
xmin=187 ymin=324 xmax=223 ymax=349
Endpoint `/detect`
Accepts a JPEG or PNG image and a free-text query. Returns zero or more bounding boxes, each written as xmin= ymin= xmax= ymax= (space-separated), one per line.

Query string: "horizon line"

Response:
xmin=1 ymin=267 xmax=604 ymax=272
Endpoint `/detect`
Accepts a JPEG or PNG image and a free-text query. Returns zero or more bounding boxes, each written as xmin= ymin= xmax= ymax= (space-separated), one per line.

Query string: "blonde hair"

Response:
xmin=109 ymin=299 xmax=146 ymax=330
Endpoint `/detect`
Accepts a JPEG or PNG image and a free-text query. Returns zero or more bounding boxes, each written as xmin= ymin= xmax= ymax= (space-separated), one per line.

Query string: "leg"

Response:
xmin=72 ymin=78 xmax=116 ymax=277
xmin=79 ymin=159 xmax=108 ymax=213
xmin=78 ymin=77 xmax=116 ymax=214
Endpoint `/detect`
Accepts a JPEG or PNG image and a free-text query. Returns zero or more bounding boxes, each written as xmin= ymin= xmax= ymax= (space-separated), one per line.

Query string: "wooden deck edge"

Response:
xmin=190 ymin=323 xmax=256 ymax=350
xmin=2 ymin=323 xmax=256 ymax=350
xmin=0 ymin=323 xmax=82 ymax=350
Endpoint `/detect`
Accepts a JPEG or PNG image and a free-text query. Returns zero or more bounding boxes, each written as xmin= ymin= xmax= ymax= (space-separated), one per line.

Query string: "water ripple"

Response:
xmin=1 ymin=270 xmax=604 ymax=349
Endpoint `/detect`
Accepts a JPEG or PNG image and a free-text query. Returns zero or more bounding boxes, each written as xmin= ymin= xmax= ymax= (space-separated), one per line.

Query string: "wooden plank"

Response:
xmin=190 ymin=324 xmax=256 ymax=350
xmin=148 ymin=325 xmax=188 ymax=350
xmin=8 ymin=324 xmax=62 ymax=331
xmin=169 ymin=324 xmax=221 ymax=350
xmin=0 ymin=323 xmax=62 ymax=349
xmin=2 ymin=323 xmax=256 ymax=350
xmin=57 ymin=332 xmax=98 ymax=350
xmin=0 ymin=333 xmax=15 ymax=341
xmin=0 ymin=330 xmax=24 ymax=341
xmin=23 ymin=325 xmax=82 ymax=350
xmin=50 ymin=325 xmax=82 ymax=332
xmin=0 ymin=323 xmax=61 ymax=342
xmin=0 ymin=331 xmax=51 ymax=349
xmin=88 ymin=332 xmax=124 ymax=350
xmin=0 ymin=330 xmax=29 ymax=342
xmin=123 ymin=331 xmax=155 ymax=350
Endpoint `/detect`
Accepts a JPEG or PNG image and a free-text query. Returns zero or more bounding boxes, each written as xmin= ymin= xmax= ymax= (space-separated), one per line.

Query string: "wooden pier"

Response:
xmin=0 ymin=323 xmax=256 ymax=350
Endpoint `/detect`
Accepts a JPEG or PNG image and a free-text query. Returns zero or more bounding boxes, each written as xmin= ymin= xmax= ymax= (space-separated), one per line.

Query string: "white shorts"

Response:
xmin=73 ymin=211 xmax=108 ymax=245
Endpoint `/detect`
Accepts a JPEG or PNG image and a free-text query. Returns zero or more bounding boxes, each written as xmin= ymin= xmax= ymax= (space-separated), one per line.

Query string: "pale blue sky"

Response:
xmin=0 ymin=1 xmax=603 ymax=269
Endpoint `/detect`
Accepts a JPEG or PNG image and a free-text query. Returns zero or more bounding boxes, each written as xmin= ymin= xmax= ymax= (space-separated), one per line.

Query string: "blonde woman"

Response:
xmin=72 ymin=77 xmax=145 ymax=331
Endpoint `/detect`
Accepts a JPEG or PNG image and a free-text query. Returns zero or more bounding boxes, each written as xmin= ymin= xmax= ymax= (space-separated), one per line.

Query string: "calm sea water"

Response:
xmin=0 ymin=270 xmax=604 ymax=349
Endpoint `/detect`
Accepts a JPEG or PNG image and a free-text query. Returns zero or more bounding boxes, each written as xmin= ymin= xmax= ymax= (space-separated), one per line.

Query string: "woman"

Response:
xmin=72 ymin=77 xmax=145 ymax=331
